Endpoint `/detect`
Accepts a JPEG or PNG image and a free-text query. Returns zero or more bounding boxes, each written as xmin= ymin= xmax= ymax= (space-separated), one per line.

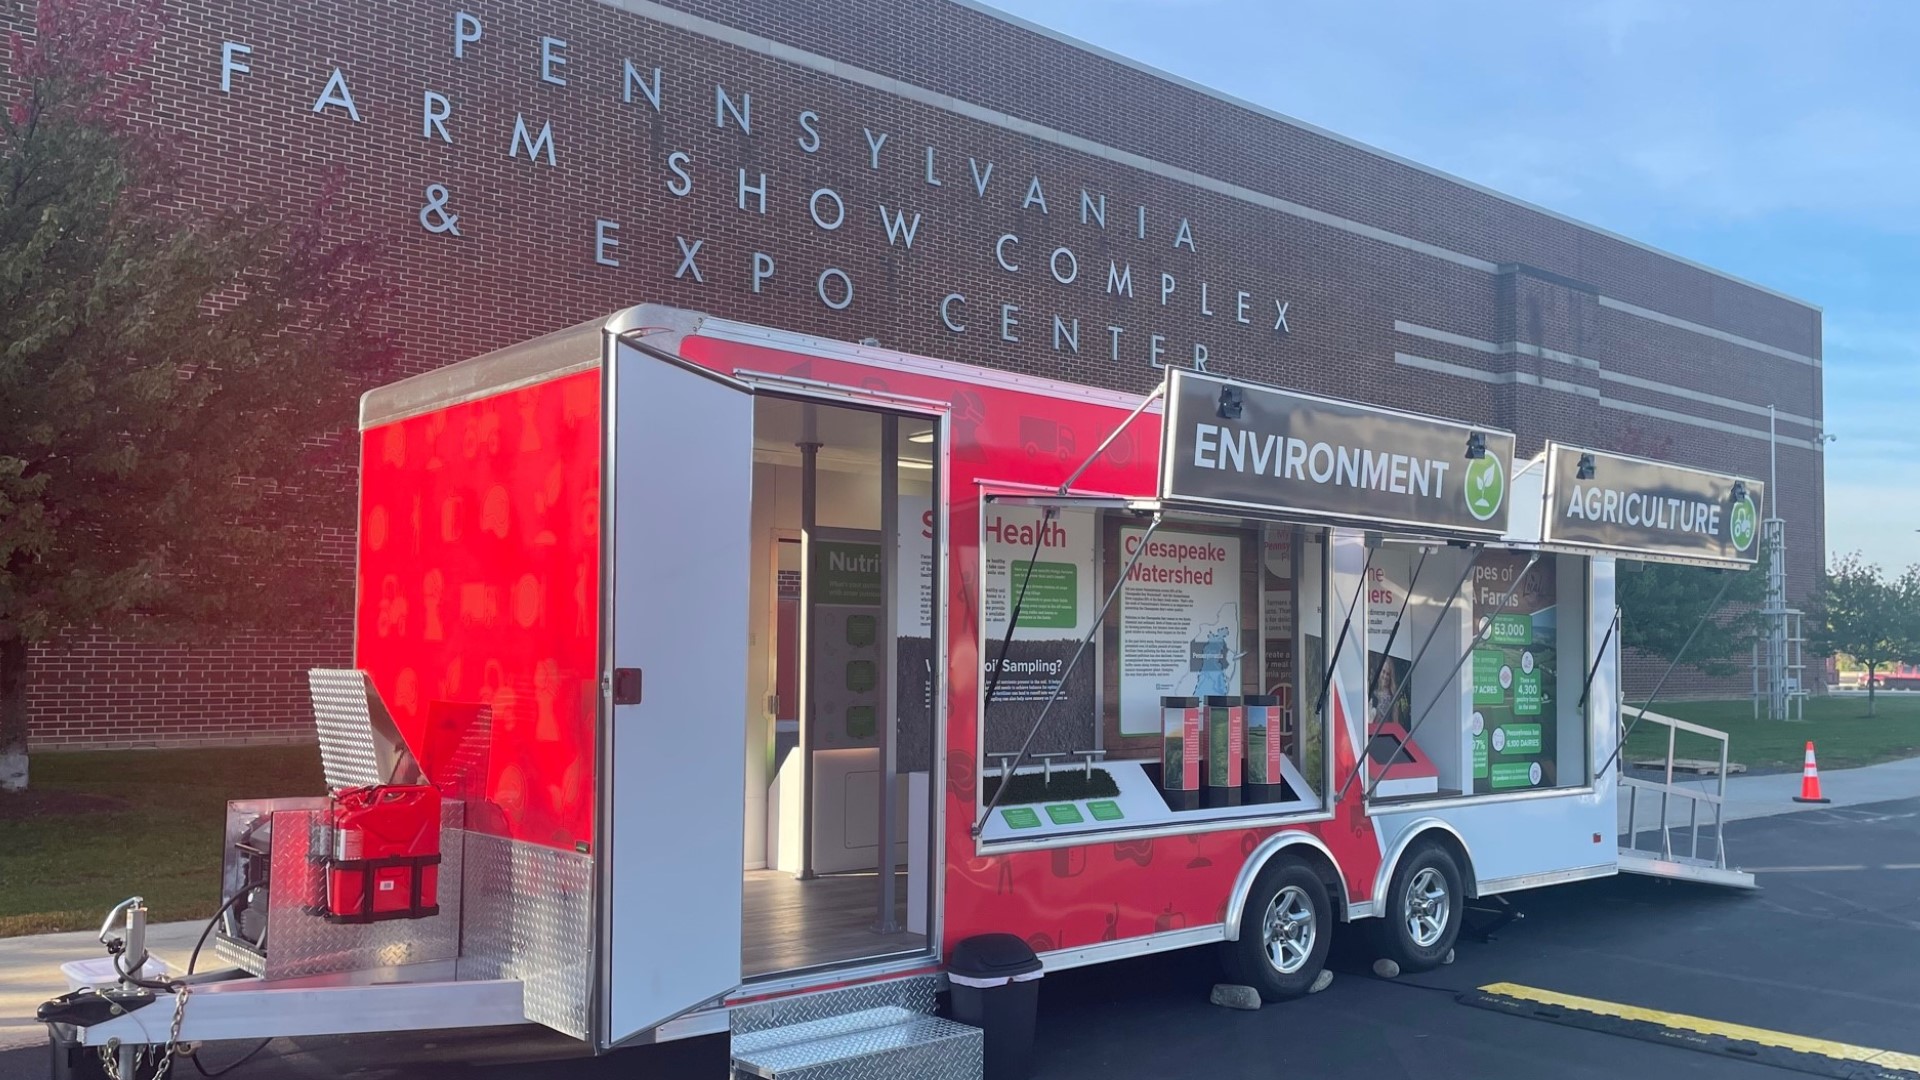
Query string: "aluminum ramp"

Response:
xmin=1616 ymin=709 xmax=1757 ymax=889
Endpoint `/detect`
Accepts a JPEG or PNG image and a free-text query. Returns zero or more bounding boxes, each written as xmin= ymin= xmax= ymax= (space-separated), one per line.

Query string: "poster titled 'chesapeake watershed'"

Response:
xmin=1119 ymin=526 xmax=1242 ymax=736
xmin=1470 ymin=552 xmax=1557 ymax=793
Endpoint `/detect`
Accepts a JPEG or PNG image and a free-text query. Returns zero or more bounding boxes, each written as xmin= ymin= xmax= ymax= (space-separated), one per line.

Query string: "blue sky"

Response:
xmin=988 ymin=0 xmax=1918 ymax=575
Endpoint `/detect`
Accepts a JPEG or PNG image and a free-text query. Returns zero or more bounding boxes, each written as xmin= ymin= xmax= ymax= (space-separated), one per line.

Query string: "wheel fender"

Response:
xmin=1366 ymin=818 xmax=1472 ymax=918
xmin=1222 ymin=832 xmax=1341 ymax=942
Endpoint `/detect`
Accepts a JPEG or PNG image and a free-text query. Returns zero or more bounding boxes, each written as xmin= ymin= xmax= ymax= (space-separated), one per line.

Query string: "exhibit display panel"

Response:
xmin=976 ymin=501 xmax=1328 ymax=844
xmin=1355 ymin=545 xmax=1591 ymax=805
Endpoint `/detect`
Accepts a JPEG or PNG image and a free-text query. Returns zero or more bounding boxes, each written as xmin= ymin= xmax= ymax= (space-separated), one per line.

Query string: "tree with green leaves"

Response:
xmin=1 ymin=0 xmax=395 ymax=790
xmin=1810 ymin=554 xmax=1916 ymax=718
xmin=1615 ymin=536 xmax=1768 ymax=679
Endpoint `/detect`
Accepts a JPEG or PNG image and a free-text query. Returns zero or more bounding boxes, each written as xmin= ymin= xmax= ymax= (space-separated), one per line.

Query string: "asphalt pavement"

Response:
xmin=6 ymin=796 xmax=1916 ymax=1080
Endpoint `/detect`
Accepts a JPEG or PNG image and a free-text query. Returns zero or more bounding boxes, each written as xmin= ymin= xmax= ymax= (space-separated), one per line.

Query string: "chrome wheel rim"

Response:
xmin=1261 ymin=884 xmax=1317 ymax=975
xmin=1404 ymin=867 xmax=1449 ymax=949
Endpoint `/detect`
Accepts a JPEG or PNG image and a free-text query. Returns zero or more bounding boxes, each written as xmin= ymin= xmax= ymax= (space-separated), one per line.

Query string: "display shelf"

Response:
xmin=977 ymin=757 xmax=1321 ymax=844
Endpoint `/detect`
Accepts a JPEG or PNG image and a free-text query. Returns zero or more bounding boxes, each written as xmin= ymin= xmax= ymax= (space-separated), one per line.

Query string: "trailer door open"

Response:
xmin=601 ymin=337 xmax=754 ymax=1045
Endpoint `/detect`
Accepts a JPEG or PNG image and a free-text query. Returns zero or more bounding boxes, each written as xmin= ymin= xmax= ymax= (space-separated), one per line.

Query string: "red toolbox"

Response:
xmin=324 ymin=784 xmax=441 ymax=923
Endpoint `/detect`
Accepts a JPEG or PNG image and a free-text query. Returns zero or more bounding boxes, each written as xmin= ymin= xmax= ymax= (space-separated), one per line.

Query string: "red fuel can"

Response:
xmin=324 ymin=785 xmax=441 ymax=923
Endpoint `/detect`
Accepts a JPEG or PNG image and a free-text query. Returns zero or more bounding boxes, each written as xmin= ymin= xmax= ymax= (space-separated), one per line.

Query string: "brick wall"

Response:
xmin=9 ymin=0 xmax=1823 ymax=747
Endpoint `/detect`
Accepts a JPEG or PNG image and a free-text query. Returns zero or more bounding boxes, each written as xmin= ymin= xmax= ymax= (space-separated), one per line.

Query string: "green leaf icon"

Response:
xmin=1463 ymin=455 xmax=1505 ymax=522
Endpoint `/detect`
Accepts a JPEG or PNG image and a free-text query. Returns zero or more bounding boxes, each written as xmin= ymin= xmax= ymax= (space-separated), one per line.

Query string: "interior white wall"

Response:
xmin=1327 ymin=531 xmax=1370 ymax=781
xmin=744 ymin=463 xmax=778 ymax=869
xmin=1406 ymin=545 xmax=1471 ymax=793
xmin=1556 ymin=553 xmax=1590 ymax=787
xmin=1588 ymin=556 xmax=1619 ymax=785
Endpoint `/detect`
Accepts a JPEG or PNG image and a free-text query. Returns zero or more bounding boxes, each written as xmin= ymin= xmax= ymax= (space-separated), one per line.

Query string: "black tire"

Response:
xmin=1371 ymin=843 xmax=1464 ymax=974
xmin=1219 ymin=858 xmax=1333 ymax=1001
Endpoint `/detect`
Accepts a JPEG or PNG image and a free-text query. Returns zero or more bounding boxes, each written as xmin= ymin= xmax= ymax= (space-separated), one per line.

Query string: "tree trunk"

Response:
xmin=0 ymin=636 xmax=28 ymax=792
xmin=1866 ymin=662 xmax=1879 ymax=719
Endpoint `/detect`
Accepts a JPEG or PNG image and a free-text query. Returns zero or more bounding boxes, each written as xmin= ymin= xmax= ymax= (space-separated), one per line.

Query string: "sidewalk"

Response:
xmin=1619 ymin=747 xmax=1920 ymax=829
xmin=0 ymin=919 xmax=203 ymax=1051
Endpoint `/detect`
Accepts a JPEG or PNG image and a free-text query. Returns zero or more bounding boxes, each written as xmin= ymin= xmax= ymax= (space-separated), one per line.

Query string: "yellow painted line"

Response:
xmin=1479 ymin=982 xmax=1920 ymax=1072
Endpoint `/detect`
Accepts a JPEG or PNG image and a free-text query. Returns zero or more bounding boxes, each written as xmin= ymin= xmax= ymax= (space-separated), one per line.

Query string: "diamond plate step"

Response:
xmin=730 ymin=1005 xmax=981 ymax=1080
xmin=731 ymin=975 xmax=942 ymax=1036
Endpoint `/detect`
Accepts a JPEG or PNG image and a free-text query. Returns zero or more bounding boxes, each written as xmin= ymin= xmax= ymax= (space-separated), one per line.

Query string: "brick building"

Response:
xmin=19 ymin=0 xmax=1823 ymax=749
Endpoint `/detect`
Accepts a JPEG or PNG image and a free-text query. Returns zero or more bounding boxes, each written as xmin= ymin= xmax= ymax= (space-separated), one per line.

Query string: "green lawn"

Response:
xmin=1624 ymin=695 xmax=1920 ymax=772
xmin=0 ymin=747 xmax=322 ymax=937
xmin=4 ymin=699 xmax=1915 ymax=938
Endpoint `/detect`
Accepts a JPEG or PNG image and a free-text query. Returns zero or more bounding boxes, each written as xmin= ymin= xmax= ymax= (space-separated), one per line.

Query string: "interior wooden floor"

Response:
xmin=743 ymin=869 xmax=926 ymax=977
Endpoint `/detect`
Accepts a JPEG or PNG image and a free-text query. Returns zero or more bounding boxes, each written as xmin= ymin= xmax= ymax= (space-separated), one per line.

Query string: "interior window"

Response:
xmin=1360 ymin=546 xmax=1590 ymax=803
xmin=1366 ymin=543 xmax=1465 ymax=800
xmin=976 ymin=507 xmax=1327 ymax=843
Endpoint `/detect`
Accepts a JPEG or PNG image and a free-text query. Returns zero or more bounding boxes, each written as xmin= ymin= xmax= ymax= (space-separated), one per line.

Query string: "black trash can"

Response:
xmin=948 ymin=933 xmax=1044 ymax=1080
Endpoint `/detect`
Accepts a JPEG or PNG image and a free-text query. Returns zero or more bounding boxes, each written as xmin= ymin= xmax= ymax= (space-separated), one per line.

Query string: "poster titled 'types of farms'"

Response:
xmin=1470 ymin=552 xmax=1558 ymax=793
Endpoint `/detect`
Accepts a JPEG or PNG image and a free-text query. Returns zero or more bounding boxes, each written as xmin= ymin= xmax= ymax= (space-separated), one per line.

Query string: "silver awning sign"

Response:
xmin=1540 ymin=442 xmax=1763 ymax=565
xmin=1158 ymin=369 xmax=1517 ymax=537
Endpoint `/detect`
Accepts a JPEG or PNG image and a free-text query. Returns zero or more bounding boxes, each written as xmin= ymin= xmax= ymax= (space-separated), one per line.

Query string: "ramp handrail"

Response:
xmin=1618 ymin=707 xmax=1732 ymax=870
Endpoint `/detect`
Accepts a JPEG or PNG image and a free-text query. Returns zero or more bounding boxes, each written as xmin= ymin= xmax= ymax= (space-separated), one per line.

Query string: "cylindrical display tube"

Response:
xmin=1244 ymin=693 xmax=1282 ymax=801
xmin=1205 ymin=695 xmax=1244 ymax=807
xmin=1161 ymin=696 xmax=1201 ymax=811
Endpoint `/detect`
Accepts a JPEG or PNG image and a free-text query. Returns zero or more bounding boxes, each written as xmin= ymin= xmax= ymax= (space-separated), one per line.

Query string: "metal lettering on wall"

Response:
xmin=1540 ymin=443 xmax=1763 ymax=566
xmin=1160 ymin=369 xmax=1517 ymax=536
xmin=212 ymin=15 xmax=1296 ymax=376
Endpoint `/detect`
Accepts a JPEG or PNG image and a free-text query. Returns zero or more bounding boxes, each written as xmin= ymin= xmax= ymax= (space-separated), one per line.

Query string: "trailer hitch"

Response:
xmin=37 ymin=984 xmax=159 ymax=1027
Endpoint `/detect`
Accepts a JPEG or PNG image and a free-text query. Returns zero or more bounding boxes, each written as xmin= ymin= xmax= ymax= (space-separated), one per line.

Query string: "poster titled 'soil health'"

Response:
xmin=1470 ymin=552 xmax=1557 ymax=793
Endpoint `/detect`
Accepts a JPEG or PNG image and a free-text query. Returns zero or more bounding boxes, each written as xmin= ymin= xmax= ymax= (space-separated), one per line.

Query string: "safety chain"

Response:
xmin=156 ymin=985 xmax=189 ymax=1080
xmin=100 ymin=985 xmax=189 ymax=1080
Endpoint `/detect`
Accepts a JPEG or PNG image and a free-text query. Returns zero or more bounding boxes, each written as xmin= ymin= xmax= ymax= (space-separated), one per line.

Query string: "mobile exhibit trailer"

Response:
xmin=41 ymin=305 xmax=1763 ymax=1079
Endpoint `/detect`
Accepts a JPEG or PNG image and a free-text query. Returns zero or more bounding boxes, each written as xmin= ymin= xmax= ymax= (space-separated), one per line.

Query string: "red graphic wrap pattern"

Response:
xmin=355 ymin=370 xmax=602 ymax=852
xmin=678 ymin=336 xmax=1385 ymax=956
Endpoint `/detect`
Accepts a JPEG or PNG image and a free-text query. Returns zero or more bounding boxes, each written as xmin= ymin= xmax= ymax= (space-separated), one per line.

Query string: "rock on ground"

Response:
xmin=1210 ymin=984 xmax=1262 ymax=1010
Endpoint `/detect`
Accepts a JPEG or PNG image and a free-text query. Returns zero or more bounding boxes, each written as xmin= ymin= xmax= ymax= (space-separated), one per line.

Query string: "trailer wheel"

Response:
xmin=1220 ymin=858 xmax=1332 ymax=1001
xmin=1373 ymin=843 xmax=1463 ymax=974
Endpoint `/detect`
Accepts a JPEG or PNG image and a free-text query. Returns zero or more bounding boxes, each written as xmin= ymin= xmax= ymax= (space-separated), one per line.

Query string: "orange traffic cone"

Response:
xmin=1792 ymin=741 xmax=1830 ymax=804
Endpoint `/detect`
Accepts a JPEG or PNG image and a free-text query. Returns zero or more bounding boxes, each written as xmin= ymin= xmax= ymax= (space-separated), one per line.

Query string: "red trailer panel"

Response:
xmin=354 ymin=369 xmax=603 ymax=851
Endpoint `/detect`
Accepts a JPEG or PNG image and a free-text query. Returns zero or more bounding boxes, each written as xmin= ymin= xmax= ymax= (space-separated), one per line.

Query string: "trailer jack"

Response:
xmin=39 ymin=898 xmax=195 ymax=1080
xmin=1461 ymin=895 xmax=1522 ymax=943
